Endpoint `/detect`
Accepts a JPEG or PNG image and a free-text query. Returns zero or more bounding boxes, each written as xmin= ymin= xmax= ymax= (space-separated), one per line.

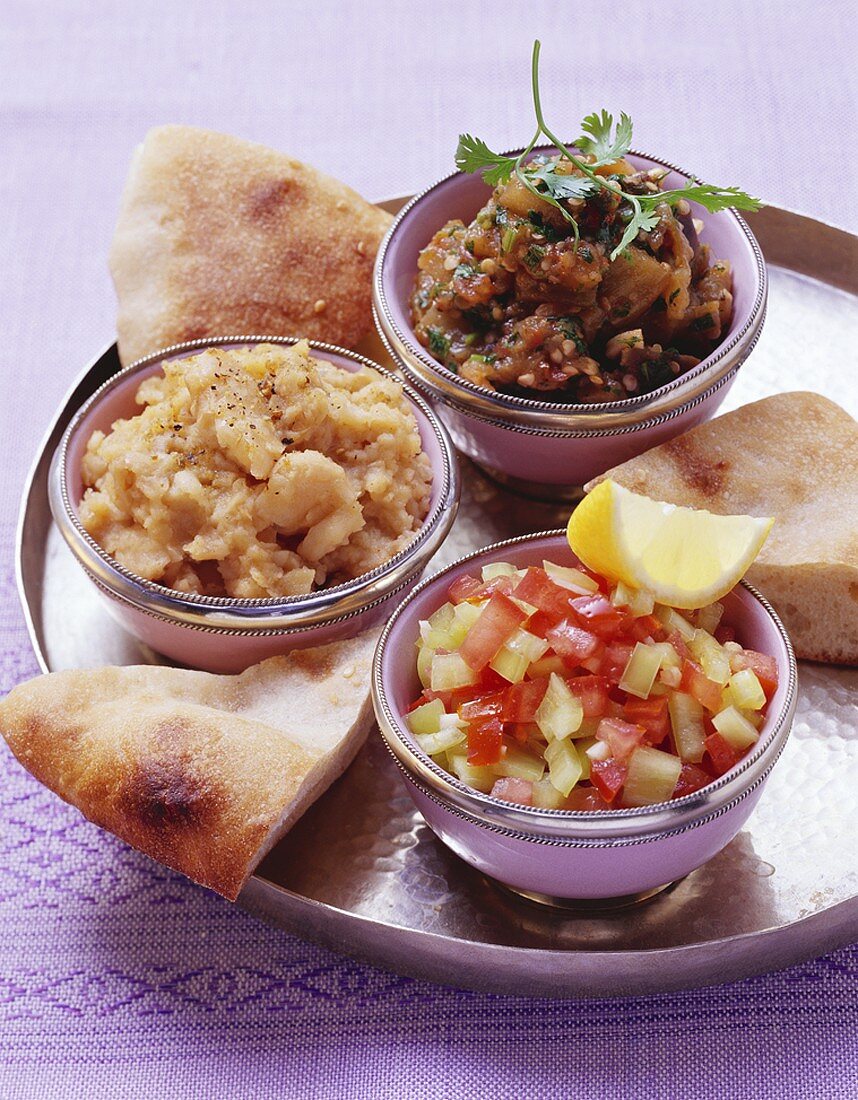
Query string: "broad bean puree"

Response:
xmin=79 ymin=342 xmax=432 ymax=597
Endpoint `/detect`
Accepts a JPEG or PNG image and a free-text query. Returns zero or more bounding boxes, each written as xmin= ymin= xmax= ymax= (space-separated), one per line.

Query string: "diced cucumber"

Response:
xmin=506 ymin=628 xmax=550 ymax=664
xmin=689 ymin=629 xmax=731 ymax=685
xmin=534 ymin=673 xmax=584 ymax=741
xmin=407 ymin=697 xmax=445 ymax=736
xmin=545 ymin=738 xmax=583 ymax=796
xmin=619 ymin=642 xmax=663 ymax=699
xmin=542 ymin=560 xmax=599 ymax=594
xmin=447 ymin=753 xmax=495 ymax=793
xmin=623 ymin=747 xmax=682 ymax=806
xmin=531 ymin=776 xmax=568 ymax=809
xmin=654 ymin=605 xmax=696 ymax=640
xmin=414 ymin=726 xmax=466 ymax=756
xmin=611 ymin=580 xmax=655 ymax=617
xmin=650 ymin=641 xmax=681 ymax=669
xmin=668 ymin=691 xmax=706 ymax=762
xmin=696 ymin=601 xmax=724 ymax=635
xmin=419 ymin=602 xmax=456 ymax=648
xmin=481 ymin=561 xmax=517 ymax=582
xmin=447 ymin=600 xmax=485 ymax=647
xmin=492 ymin=745 xmax=545 ymax=782
xmin=489 ymin=646 xmax=529 ymax=684
xmin=527 ymin=654 xmax=567 ymax=679
xmin=509 ymin=596 xmax=538 ymax=616
xmin=712 ymin=706 xmax=759 ymax=750
xmin=417 ymin=644 xmax=434 ymax=688
xmin=728 ymin=669 xmax=766 ymax=711
xmin=430 ymin=652 xmax=479 ymax=692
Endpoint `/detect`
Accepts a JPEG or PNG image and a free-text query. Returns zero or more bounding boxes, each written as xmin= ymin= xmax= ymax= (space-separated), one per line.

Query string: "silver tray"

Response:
xmin=15 ymin=203 xmax=858 ymax=997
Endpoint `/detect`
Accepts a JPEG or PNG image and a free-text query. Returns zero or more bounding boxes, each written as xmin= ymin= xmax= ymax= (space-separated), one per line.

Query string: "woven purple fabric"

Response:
xmin=2 ymin=3 xmax=856 ymax=1097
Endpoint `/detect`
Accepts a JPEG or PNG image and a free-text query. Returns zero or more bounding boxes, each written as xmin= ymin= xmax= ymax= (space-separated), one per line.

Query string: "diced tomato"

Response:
xmin=407 ymin=692 xmax=431 ymax=713
xmin=579 ymin=643 xmax=607 ymax=674
xmin=680 ymin=659 xmax=723 ymax=712
xmin=674 ymin=763 xmax=714 ymax=798
xmin=473 ymin=574 xmax=516 ymax=600
xmin=704 ymin=731 xmax=743 ymax=777
xmin=502 ymin=678 xmax=549 ymax=722
xmin=668 ymin=631 xmax=692 ymax=661
xmin=526 ymin=610 xmax=557 ymax=638
xmin=448 ymin=574 xmax=482 ymax=603
xmin=601 ymin=642 xmax=635 ymax=680
xmin=590 ymin=758 xmax=628 ymax=803
xmin=731 ymin=649 xmax=779 ymax=698
xmin=596 ymin=717 xmax=646 ymax=760
xmin=459 ymin=592 xmax=527 ymax=671
xmin=623 ymin=696 xmax=670 ymax=745
xmin=546 ymin=620 xmax=601 ymax=662
xmin=715 ymin=623 xmax=736 ymax=645
xmin=475 ymin=666 xmax=510 ymax=693
xmin=467 ymin=717 xmax=504 ymax=766
xmin=566 ymin=786 xmax=612 ymax=812
xmin=629 ymin=615 xmax=667 ymax=643
xmin=458 ymin=691 xmax=505 ymax=721
xmin=566 ymin=675 xmax=610 ymax=718
xmin=490 ymin=777 xmax=533 ymax=805
xmin=570 ymin=595 xmax=628 ymax=640
xmin=512 ymin=568 xmax=574 ymax=622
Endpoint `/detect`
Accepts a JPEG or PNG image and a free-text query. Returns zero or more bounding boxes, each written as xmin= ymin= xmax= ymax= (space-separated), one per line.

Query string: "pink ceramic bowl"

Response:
xmin=373 ymin=146 xmax=767 ymax=499
xmin=49 ymin=336 xmax=460 ymax=673
xmin=372 ymin=532 xmax=796 ymax=904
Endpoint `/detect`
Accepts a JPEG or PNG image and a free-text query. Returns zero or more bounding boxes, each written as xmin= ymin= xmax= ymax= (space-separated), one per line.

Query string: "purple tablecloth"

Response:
xmin=2 ymin=3 xmax=856 ymax=1097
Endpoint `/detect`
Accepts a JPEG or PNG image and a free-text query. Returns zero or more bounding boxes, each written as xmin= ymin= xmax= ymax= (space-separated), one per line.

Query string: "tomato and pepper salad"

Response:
xmin=405 ymin=559 xmax=778 ymax=811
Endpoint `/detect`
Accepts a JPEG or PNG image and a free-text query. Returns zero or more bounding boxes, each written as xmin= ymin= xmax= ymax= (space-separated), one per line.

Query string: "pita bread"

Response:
xmin=587 ymin=392 xmax=858 ymax=665
xmin=0 ymin=633 xmax=376 ymax=899
xmin=110 ymin=125 xmax=392 ymax=365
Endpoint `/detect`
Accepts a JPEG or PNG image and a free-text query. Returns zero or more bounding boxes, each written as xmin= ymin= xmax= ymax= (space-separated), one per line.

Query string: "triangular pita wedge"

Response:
xmin=110 ymin=125 xmax=392 ymax=365
xmin=587 ymin=391 xmax=858 ymax=665
xmin=0 ymin=633 xmax=376 ymax=899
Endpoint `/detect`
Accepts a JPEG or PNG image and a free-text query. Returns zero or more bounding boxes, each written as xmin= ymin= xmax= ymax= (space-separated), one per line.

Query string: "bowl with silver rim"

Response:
xmin=372 ymin=531 xmax=796 ymax=905
xmin=373 ymin=146 xmax=767 ymax=500
xmin=49 ymin=336 xmax=460 ymax=673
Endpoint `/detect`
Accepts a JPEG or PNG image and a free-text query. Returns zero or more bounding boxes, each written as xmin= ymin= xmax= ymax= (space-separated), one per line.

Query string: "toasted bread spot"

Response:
xmin=126 ymin=757 xmax=212 ymax=830
xmin=247 ymin=178 xmax=294 ymax=222
xmin=663 ymin=436 xmax=730 ymax=496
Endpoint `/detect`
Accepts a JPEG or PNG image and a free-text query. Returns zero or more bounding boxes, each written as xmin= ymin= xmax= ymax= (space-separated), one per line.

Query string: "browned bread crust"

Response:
xmin=110 ymin=126 xmax=392 ymax=365
xmin=0 ymin=635 xmax=376 ymax=899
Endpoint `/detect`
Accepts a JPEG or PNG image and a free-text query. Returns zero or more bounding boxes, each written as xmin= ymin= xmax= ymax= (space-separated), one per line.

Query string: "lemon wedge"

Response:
xmin=567 ymin=480 xmax=774 ymax=610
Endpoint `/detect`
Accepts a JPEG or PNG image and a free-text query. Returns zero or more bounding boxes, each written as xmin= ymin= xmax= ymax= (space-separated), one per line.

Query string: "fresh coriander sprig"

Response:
xmin=455 ymin=40 xmax=762 ymax=260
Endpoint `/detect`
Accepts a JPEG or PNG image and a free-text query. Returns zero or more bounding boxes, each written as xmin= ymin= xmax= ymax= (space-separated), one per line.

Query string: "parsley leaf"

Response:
xmin=455 ymin=134 xmax=516 ymax=187
xmin=656 ymin=182 xmax=762 ymax=213
xmin=611 ymin=202 xmax=661 ymax=261
xmin=529 ymin=162 xmax=598 ymax=202
xmin=577 ymin=109 xmax=633 ymax=166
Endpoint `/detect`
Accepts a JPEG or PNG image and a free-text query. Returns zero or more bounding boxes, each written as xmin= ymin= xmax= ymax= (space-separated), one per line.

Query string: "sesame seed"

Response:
xmin=561 ymin=339 xmax=576 ymax=357
xmin=550 ymin=348 xmax=564 ymax=364
xmin=443 ymin=254 xmax=459 ymax=271
xmin=314 ymin=299 xmax=327 ymax=313
xmin=356 ymin=240 xmax=367 ymax=255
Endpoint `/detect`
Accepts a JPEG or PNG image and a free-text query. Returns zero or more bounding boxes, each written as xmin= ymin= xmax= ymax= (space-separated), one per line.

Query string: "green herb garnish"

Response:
xmin=455 ymin=41 xmax=762 ymax=260
xmin=427 ymin=327 xmax=451 ymax=358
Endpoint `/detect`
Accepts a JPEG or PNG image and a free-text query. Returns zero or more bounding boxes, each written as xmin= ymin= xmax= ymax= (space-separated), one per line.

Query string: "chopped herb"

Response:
xmin=612 ymin=303 xmax=631 ymax=319
xmin=501 ymin=226 xmax=517 ymax=252
xmin=465 ymin=240 xmax=476 ymax=254
xmin=552 ymin=315 xmax=587 ymax=353
xmin=578 ymin=244 xmax=593 ymax=264
xmin=452 ymin=262 xmax=478 ymax=281
xmin=650 ymin=297 xmax=667 ymax=313
xmin=669 ymin=287 xmax=681 ymax=304
xmin=691 ymin=312 xmax=716 ymax=331
xmin=427 ymin=328 xmax=451 ymax=358
xmin=523 ymin=244 xmax=545 ymax=268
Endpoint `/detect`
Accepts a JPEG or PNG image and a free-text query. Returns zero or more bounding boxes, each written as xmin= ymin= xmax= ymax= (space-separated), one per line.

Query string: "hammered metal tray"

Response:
xmin=15 ymin=205 xmax=858 ymax=997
